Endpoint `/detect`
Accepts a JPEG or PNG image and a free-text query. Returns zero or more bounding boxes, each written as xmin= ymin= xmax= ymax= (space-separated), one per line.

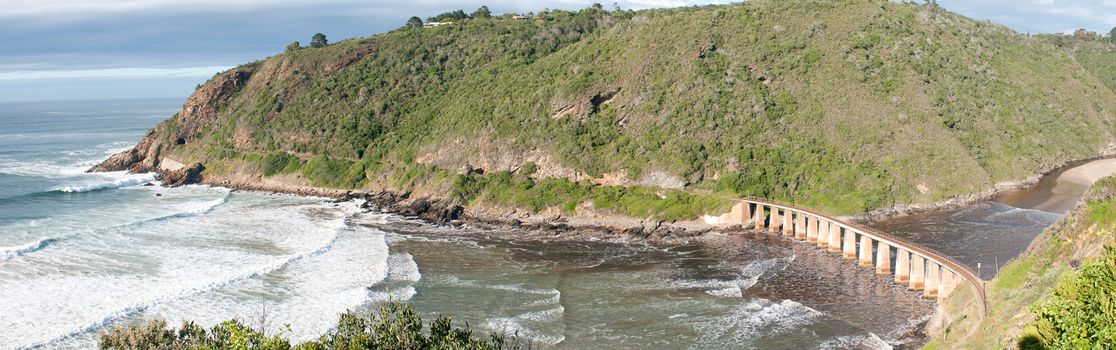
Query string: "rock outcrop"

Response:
xmin=159 ymin=163 xmax=205 ymax=187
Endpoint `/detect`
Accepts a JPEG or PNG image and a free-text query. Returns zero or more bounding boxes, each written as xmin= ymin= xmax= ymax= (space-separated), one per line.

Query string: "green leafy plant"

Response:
xmin=99 ymin=302 xmax=525 ymax=350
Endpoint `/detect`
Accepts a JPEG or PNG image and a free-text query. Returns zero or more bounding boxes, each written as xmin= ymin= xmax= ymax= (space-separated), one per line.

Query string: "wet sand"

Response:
xmin=994 ymin=158 xmax=1116 ymax=214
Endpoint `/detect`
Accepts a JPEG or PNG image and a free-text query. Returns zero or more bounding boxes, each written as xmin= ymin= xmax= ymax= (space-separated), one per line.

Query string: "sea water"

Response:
xmin=0 ymin=99 xmax=930 ymax=349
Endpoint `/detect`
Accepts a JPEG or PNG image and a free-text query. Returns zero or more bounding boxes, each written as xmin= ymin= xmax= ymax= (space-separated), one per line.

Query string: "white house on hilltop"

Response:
xmin=423 ymin=21 xmax=453 ymax=28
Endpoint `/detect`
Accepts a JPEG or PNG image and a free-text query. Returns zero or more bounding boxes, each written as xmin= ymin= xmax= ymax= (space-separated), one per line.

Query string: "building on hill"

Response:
xmin=423 ymin=21 xmax=453 ymax=28
xmin=512 ymin=15 xmax=528 ymax=20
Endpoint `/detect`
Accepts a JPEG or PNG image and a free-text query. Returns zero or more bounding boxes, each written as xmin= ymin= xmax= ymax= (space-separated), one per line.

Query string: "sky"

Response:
xmin=0 ymin=0 xmax=1113 ymax=102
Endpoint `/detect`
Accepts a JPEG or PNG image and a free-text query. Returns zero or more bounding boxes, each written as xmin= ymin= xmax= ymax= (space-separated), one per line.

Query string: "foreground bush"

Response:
xmin=99 ymin=303 xmax=523 ymax=350
xmin=1022 ymin=245 xmax=1116 ymax=349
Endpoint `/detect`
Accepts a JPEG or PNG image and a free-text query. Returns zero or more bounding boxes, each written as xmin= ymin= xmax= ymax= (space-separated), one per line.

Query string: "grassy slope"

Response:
xmin=923 ymin=176 xmax=1116 ymax=349
xmin=1075 ymin=45 xmax=1116 ymax=95
xmin=154 ymin=0 xmax=1116 ymax=219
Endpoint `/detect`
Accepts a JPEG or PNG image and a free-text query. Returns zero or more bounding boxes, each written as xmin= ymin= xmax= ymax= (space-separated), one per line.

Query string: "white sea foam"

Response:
xmin=819 ymin=334 xmax=893 ymax=350
xmin=0 ymin=139 xmax=133 ymax=180
xmin=677 ymin=256 xmax=793 ymax=298
xmin=491 ymin=284 xmax=562 ymax=295
xmin=0 ymin=158 xmax=93 ymax=178
xmin=485 ymin=312 xmax=566 ymax=346
xmin=131 ymin=199 xmax=385 ymax=343
xmin=692 ymin=299 xmax=824 ymax=346
xmin=355 ymin=212 xmax=393 ymax=225
xmin=517 ymin=306 xmax=565 ymax=323
xmin=54 ymin=172 xmax=157 ymax=193
xmin=524 ymin=293 xmax=561 ymax=307
xmin=707 ymin=285 xmax=744 ymax=298
xmin=385 ymin=253 xmax=421 ymax=282
xmin=0 ymin=237 xmax=60 ymax=261
xmin=9 ymin=222 xmax=346 ymax=348
xmin=0 ymin=194 xmax=229 ymax=262
xmin=369 ymin=286 xmax=418 ymax=304
xmin=0 ymin=194 xmax=371 ymax=348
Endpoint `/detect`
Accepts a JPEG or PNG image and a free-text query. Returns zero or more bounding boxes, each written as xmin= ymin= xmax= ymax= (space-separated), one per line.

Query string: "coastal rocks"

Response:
xmin=400 ymin=198 xmax=465 ymax=223
xmin=159 ymin=163 xmax=205 ymax=187
xmin=359 ymin=192 xmax=464 ymax=223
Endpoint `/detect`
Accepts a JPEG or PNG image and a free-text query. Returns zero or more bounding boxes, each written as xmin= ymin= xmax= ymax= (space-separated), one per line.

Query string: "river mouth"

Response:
xmin=870 ymin=158 xmax=1116 ymax=279
xmin=362 ymin=216 xmax=934 ymax=349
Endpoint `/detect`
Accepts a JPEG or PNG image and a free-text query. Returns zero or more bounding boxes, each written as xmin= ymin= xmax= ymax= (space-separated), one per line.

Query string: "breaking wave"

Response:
xmin=53 ymin=173 xmax=157 ymax=193
xmin=0 ymin=195 xmax=228 ymax=262
xmin=14 ymin=215 xmax=351 ymax=349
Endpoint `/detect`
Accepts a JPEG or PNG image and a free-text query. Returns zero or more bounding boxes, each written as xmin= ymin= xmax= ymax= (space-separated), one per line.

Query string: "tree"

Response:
xmin=472 ymin=6 xmax=491 ymax=19
xmin=1073 ymin=28 xmax=1096 ymax=41
xmin=428 ymin=10 xmax=468 ymax=22
xmin=406 ymin=16 xmax=423 ymax=29
xmin=285 ymin=41 xmax=300 ymax=53
xmin=310 ymin=33 xmax=328 ymax=48
xmin=1109 ymin=27 xmax=1116 ymax=43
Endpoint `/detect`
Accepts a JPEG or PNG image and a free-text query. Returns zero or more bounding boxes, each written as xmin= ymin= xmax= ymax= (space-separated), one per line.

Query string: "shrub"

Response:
xmin=261 ymin=153 xmax=302 ymax=177
xmin=472 ymin=6 xmax=492 ymax=19
xmin=301 ymin=156 xmax=363 ymax=188
xmin=310 ymin=33 xmax=328 ymax=48
xmin=99 ymin=303 xmax=521 ymax=350
xmin=1027 ymin=245 xmax=1116 ymax=348
xmin=449 ymin=170 xmax=731 ymax=220
xmin=428 ymin=10 xmax=469 ymax=22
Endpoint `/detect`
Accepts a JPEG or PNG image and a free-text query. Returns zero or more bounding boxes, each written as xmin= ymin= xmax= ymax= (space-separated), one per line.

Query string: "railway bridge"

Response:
xmin=708 ymin=198 xmax=986 ymax=311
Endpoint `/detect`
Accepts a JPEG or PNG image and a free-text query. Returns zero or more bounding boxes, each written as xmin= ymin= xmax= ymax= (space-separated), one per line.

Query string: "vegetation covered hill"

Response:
xmin=924 ymin=176 xmax=1116 ymax=349
xmin=99 ymin=0 xmax=1116 ymax=218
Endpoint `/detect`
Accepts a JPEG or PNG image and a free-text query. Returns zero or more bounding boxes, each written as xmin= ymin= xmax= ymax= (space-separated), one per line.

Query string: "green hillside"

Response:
xmin=103 ymin=0 xmax=1116 ymax=218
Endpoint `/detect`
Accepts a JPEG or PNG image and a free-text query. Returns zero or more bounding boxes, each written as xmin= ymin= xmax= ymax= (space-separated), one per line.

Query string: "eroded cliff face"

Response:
xmin=89 ymin=67 xmax=256 ymax=177
xmin=89 ymin=129 xmax=163 ymax=173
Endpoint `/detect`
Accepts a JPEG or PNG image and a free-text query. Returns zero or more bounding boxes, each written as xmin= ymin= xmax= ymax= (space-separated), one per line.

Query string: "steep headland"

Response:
xmin=95 ymin=0 xmax=1116 ymax=222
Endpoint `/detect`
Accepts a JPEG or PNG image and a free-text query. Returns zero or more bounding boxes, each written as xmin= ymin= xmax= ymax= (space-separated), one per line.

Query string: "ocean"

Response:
xmin=0 ymin=98 xmax=934 ymax=349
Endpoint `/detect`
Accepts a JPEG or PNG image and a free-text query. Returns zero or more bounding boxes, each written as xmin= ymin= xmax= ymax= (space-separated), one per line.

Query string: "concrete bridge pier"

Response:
xmin=754 ymin=204 xmax=766 ymax=230
xmin=782 ymin=211 xmax=793 ymax=237
xmin=939 ymin=271 xmax=956 ymax=298
xmin=895 ymin=249 xmax=910 ymax=285
xmin=729 ymin=202 xmax=748 ymax=226
xmin=842 ymin=228 xmax=857 ymax=259
xmin=876 ymin=242 xmax=891 ymax=275
xmin=925 ymin=263 xmax=940 ymax=298
xmin=858 ymin=235 xmax=873 ymax=268
xmin=795 ymin=214 xmax=807 ymax=240
xmin=911 ymin=255 xmax=926 ymax=290
xmin=827 ymin=224 xmax=841 ymax=253
xmin=769 ymin=208 xmax=781 ymax=233
xmin=806 ymin=216 xmax=818 ymax=243
xmin=816 ymin=221 xmax=830 ymax=249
